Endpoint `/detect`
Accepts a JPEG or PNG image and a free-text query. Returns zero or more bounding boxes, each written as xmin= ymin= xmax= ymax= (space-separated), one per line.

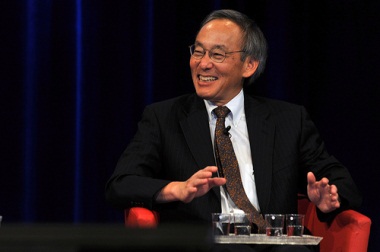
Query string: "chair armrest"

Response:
xmin=334 ymin=209 xmax=372 ymax=228
xmin=124 ymin=207 xmax=159 ymax=228
xmin=324 ymin=209 xmax=371 ymax=252
xmin=305 ymin=204 xmax=371 ymax=252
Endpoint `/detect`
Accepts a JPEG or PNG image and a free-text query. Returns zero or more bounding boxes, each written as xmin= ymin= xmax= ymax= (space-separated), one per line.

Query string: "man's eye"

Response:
xmin=193 ymin=50 xmax=205 ymax=56
xmin=212 ymin=52 xmax=225 ymax=60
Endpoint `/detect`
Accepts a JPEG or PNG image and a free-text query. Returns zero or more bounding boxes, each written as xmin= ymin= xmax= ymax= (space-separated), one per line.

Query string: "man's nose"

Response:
xmin=199 ymin=53 xmax=214 ymax=68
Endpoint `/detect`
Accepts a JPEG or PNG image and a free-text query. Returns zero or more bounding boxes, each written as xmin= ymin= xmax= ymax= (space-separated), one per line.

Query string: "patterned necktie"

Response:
xmin=213 ymin=106 xmax=266 ymax=233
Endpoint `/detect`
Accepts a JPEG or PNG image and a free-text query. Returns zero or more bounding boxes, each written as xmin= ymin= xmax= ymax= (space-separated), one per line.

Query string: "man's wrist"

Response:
xmin=155 ymin=182 xmax=179 ymax=203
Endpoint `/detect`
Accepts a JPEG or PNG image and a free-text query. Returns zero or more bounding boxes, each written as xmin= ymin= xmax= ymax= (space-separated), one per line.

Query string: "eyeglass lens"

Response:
xmin=189 ymin=45 xmax=227 ymax=63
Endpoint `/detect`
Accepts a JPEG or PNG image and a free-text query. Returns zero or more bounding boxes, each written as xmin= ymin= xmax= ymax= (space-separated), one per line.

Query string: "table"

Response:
xmin=214 ymin=234 xmax=322 ymax=246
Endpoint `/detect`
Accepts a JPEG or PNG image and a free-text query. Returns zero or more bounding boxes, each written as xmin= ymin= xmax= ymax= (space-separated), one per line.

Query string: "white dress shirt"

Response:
xmin=204 ymin=89 xmax=261 ymax=214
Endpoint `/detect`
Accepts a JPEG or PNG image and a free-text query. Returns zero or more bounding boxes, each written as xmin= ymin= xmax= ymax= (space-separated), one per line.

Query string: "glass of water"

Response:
xmin=233 ymin=213 xmax=252 ymax=236
xmin=265 ymin=214 xmax=285 ymax=236
xmin=286 ymin=214 xmax=305 ymax=236
xmin=211 ymin=213 xmax=231 ymax=235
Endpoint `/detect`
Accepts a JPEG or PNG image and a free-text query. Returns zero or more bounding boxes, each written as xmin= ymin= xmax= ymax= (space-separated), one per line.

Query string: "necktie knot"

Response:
xmin=213 ymin=106 xmax=230 ymax=119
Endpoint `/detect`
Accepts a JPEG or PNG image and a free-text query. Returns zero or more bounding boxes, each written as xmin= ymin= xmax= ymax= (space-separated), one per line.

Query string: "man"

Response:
xmin=106 ymin=9 xmax=361 ymax=252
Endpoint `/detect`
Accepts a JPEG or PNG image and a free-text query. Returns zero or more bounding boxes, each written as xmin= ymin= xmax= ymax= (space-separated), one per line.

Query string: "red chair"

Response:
xmin=124 ymin=207 xmax=159 ymax=228
xmin=125 ymin=197 xmax=371 ymax=252
xmin=297 ymin=195 xmax=371 ymax=252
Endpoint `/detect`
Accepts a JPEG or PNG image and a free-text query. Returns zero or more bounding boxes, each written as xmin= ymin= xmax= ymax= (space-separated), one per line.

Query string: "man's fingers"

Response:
xmin=208 ymin=177 xmax=226 ymax=187
xmin=189 ymin=178 xmax=209 ymax=188
xmin=329 ymin=185 xmax=340 ymax=201
xmin=330 ymin=184 xmax=338 ymax=194
xmin=204 ymin=166 xmax=218 ymax=172
xmin=196 ymin=166 xmax=218 ymax=178
xmin=320 ymin=177 xmax=330 ymax=186
xmin=307 ymin=172 xmax=316 ymax=185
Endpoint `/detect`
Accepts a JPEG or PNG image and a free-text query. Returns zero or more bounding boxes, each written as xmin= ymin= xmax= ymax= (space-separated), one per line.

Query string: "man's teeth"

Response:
xmin=199 ymin=76 xmax=217 ymax=81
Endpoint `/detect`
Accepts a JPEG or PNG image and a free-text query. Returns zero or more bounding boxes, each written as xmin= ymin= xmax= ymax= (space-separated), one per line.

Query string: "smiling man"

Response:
xmin=106 ymin=9 xmax=361 ymax=252
xmin=190 ymin=19 xmax=257 ymax=106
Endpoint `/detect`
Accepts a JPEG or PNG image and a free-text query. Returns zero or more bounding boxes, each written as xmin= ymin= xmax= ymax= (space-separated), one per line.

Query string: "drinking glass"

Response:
xmin=233 ymin=213 xmax=252 ymax=236
xmin=211 ymin=213 xmax=231 ymax=235
xmin=286 ymin=214 xmax=305 ymax=236
xmin=265 ymin=214 xmax=285 ymax=236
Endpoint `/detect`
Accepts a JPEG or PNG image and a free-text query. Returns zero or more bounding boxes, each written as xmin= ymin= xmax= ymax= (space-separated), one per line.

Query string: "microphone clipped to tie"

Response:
xmin=223 ymin=125 xmax=231 ymax=136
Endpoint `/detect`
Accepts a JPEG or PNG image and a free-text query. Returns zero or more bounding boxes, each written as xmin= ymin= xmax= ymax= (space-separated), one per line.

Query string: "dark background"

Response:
xmin=1 ymin=0 xmax=379 ymax=250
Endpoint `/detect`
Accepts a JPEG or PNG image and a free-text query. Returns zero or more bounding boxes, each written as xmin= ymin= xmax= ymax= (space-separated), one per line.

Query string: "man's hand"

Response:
xmin=307 ymin=172 xmax=340 ymax=213
xmin=156 ymin=166 xmax=226 ymax=203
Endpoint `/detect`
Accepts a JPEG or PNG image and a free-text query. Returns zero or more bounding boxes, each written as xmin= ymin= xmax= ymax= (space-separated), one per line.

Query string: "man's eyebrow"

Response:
xmin=194 ymin=41 xmax=204 ymax=47
xmin=194 ymin=42 xmax=227 ymax=50
xmin=212 ymin=45 xmax=227 ymax=50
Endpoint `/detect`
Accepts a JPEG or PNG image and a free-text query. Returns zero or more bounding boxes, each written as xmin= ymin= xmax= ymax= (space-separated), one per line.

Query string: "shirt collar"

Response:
xmin=204 ymin=89 xmax=245 ymax=127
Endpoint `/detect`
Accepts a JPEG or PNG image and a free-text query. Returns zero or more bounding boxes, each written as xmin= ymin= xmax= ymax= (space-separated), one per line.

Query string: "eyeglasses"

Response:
xmin=189 ymin=44 xmax=245 ymax=63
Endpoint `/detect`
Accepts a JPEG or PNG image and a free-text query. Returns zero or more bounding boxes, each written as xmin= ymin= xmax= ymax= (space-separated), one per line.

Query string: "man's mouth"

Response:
xmin=198 ymin=75 xmax=218 ymax=82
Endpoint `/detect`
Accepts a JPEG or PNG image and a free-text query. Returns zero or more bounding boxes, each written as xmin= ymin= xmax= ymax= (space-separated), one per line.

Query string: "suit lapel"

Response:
xmin=179 ymin=95 xmax=216 ymax=170
xmin=179 ymin=95 xmax=220 ymax=201
xmin=245 ymin=95 xmax=275 ymax=214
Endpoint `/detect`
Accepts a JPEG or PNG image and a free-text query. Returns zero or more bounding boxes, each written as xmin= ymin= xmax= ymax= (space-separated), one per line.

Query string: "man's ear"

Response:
xmin=242 ymin=58 xmax=259 ymax=78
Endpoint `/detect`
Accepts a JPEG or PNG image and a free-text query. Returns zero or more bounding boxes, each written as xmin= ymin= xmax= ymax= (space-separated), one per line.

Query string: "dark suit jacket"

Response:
xmin=106 ymin=93 xmax=362 ymax=223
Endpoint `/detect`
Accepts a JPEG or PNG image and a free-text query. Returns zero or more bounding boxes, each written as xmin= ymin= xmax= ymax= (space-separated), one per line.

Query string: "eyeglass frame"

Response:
xmin=189 ymin=44 xmax=245 ymax=63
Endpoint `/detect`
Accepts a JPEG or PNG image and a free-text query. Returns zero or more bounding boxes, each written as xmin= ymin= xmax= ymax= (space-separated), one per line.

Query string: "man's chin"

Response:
xmin=195 ymin=90 xmax=213 ymax=100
